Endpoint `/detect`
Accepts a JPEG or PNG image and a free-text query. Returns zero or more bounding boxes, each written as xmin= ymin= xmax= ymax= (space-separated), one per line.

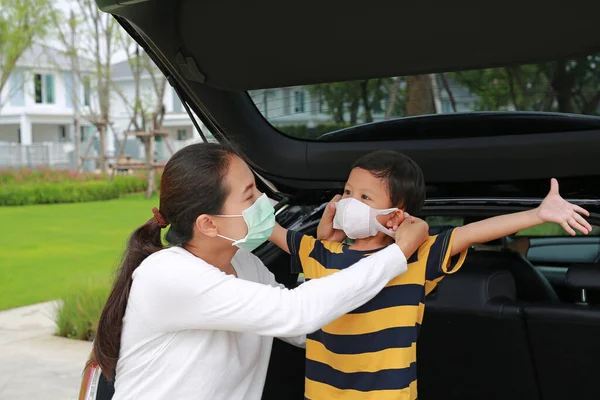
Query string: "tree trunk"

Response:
xmin=145 ymin=136 xmax=155 ymax=198
xmin=385 ymin=77 xmax=401 ymax=119
xmin=405 ymin=75 xmax=435 ymax=116
xmin=440 ymin=74 xmax=457 ymax=112
xmin=349 ymin=98 xmax=360 ymax=124
xmin=98 ymin=123 xmax=108 ymax=174
xmin=505 ymin=67 xmax=520 ymax=111
xmin=333 ymin=107 xmax=345 ymax=123
xmin=69 ymin=11 xmax=81 ymax=170
xmin=360 ymin=80 xmax=373 ymax=123
xmin=552 ymin=60 xmax=574 ymax=113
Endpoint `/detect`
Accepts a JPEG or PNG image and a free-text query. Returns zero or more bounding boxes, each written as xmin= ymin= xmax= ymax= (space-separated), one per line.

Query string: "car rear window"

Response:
xmin=249 ymin=53 xmax=600 ymax=140
xmin=427 ymin=216 xmax=600 ymax=238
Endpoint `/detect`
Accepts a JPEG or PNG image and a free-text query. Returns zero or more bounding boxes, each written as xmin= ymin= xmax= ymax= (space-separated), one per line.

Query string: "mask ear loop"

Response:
xmin=213 ymin=214 xmax=243 ymax=244
xmin=372 ymin=208 xmax=400 ymax=238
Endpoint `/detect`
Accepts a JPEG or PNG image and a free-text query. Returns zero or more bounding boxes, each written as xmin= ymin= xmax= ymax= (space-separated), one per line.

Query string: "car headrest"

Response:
xmin=566 ymin=265 xmax=600 ymax=290
xmin=436 ymin=270 xmax=516 ymax=308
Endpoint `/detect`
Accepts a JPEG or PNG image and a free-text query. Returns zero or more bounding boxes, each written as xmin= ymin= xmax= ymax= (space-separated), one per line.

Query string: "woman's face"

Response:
xmin=213 ymin=155 xmax=262 ymax=241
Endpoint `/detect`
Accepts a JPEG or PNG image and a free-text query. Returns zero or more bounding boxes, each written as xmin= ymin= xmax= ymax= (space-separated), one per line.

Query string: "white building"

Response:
xmin=0 ymin=44 xmax=96 ymax=167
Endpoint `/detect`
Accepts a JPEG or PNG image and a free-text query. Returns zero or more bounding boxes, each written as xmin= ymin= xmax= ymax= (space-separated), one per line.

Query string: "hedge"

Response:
xmin=0 ymin=175 xmax=148 ymax=206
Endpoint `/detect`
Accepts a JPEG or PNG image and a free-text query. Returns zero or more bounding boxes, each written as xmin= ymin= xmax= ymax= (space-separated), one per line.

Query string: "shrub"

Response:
xmin=0 ymin=175 xmax=147 ymax=206
xmin=0 ymin=168 xmax=107 ymax=184
xmin=55 ymin=284 xmax=109 ymax=341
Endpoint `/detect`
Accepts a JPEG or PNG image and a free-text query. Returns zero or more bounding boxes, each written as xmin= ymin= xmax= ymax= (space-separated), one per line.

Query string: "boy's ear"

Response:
xmin=385 ymin=210 xmax=405 ymax=228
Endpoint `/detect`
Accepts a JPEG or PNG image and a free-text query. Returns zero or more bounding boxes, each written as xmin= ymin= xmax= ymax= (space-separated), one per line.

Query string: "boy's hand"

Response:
xmin=317 ymin=195 xmax=347 ymax=242
xmin=394 ymin=215 xmax=429 ymax=259
xmin=537 ymin=178 xmax=592 ymax=236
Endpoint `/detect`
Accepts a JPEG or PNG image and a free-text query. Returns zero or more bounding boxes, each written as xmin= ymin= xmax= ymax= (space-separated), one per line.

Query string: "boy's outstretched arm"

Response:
xmin=451 ymin=179 xmax=592 ymax=256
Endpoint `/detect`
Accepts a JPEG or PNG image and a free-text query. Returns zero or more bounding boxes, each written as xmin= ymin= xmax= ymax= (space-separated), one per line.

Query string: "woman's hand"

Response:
xmin=316 ymin=195 xmax=347 ymax=242
xmin=394 ymin=215 xmax=429 ymax=259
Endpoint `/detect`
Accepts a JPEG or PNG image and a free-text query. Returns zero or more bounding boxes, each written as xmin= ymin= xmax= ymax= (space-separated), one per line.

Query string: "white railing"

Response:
xmin=0 ymin=142 xmax=72 ymax=169
xmin=0 ymin=137 xmax=218 ymax=169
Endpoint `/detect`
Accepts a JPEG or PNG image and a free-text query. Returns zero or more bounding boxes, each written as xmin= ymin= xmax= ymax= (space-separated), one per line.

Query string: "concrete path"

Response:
xmin=0 ymin=302 xmax=92 ymax=400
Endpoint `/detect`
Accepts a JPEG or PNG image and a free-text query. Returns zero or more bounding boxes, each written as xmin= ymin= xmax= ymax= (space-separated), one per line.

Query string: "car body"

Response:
xmin=80 ymin=1 xmax=600 ymax=399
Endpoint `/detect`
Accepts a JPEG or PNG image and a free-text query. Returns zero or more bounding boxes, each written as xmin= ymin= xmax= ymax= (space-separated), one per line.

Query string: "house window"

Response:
xmin=80 ymin=126 xmax=90 ymax=142
xmin=58 ymin=126 xmax=68 ymax=142
xmin=294 ymin=90 xmax=305 ymax=113
xmin=318 ymin=93 xmax=326 ymax=113
xmin=83 ymin=76 xmax=91 ymax=106
xmin=9 ymin=70 xmax=25 ymax=106
xmin=177 ymin=129 xmax=188 ymax=141
xmin=34 ymin=73 xmax=55 ymax=104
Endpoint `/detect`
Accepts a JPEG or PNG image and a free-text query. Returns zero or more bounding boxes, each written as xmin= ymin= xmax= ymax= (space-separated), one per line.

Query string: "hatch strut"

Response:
xmin=169 ymin=77 xmax=209 ymax=144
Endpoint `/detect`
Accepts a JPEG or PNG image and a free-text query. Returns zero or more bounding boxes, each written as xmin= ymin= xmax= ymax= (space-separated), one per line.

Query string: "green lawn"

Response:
xmin=0 ymin=194 xmax=158 ymax=310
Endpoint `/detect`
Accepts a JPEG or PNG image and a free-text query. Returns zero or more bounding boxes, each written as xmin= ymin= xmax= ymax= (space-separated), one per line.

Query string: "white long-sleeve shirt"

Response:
xmin=113 ymin=243 xmax=407 ymax=400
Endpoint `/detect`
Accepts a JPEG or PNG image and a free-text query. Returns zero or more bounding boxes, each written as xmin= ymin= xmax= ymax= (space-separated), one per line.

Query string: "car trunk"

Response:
xmin=94 ymin=0 xmax=600 ymax=205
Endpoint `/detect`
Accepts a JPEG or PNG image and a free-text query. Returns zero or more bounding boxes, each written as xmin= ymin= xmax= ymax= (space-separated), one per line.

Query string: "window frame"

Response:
xmin=34 ymin=73 xmax=56 ymax=105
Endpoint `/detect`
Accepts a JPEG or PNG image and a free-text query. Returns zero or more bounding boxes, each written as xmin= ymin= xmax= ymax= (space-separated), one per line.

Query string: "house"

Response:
xmin=0 ymin=44 xmax=96 ymax=168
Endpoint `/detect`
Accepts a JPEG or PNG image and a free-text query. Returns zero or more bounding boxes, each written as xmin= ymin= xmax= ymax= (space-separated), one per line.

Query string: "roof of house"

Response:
xmin=15 ymin=43 xmax=95 ymax=72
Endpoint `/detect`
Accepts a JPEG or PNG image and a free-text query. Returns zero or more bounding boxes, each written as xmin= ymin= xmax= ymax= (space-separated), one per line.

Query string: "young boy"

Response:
xmin=270 ymin=150 xmax=591 ymax=400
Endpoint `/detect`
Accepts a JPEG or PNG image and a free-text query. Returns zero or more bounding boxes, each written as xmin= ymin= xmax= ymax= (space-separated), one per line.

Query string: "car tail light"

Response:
xmin=78 ymin=359 xmax=102 ymax=400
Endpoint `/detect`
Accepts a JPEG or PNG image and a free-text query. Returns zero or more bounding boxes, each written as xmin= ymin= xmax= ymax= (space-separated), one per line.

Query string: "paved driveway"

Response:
xmin=0 ymin=302 xmax=92 ymax=400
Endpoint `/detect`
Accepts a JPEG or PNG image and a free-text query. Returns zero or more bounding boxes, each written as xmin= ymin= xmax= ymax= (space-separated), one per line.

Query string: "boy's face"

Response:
xmin=342 ymin=167 xmax=405 ymax=231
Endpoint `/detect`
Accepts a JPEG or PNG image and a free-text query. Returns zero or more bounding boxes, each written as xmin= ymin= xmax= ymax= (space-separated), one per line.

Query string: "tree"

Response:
xmin=449 ymin=53 xmax=600 ymax=115
xmin=57 ymin=0 xmax=120 ymax=174
xmin=0 ymin=0 xmax=55 ymax=111
xmin=307 ymin=78 xmax=396 ymax=124
xmin=51 ymin=9 xmax=84 ymax=169
xmin=114 ymin=36 xmax=167 ymax=198
xmin=405 ymin=75 xmax=436 ymax=116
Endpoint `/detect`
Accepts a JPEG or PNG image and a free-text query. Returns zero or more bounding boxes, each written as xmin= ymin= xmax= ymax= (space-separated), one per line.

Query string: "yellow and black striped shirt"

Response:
xmin=287 ymin=229 xmax=467 ymax=400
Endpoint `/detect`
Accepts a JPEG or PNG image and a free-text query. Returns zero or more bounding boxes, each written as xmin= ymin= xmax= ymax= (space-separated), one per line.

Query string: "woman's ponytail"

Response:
xmin=92 ymin=217 xmax=164 ymax=380
xmin=91 ymin=143 xmax=235 ymax=381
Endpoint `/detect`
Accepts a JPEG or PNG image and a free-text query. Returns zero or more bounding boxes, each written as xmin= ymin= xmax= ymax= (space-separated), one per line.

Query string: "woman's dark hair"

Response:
xmin=92 ymin=142 xmax=236 ymax=380
xmin=353 ymin=150 xmax=426 ymax=215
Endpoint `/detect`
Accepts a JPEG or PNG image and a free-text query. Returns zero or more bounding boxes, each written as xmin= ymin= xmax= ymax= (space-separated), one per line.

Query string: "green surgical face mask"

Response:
xmin=216 ymin=193 xmax=276 ymax=252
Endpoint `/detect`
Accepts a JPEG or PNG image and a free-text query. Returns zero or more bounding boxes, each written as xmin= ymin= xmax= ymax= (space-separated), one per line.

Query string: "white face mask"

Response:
xmin=333 ymin=198 xmax=398 ymax=239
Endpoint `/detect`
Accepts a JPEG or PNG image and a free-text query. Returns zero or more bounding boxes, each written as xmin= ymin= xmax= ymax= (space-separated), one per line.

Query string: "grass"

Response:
xmin=55 ymin=283 xmax=110 ymax=341
xmin=0 ymin=194 xmax=158 ymax=311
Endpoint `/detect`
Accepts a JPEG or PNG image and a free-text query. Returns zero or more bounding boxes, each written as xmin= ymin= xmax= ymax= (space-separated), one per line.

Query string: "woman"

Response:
xmin=94 ymin=143 xmax=428 ymax=399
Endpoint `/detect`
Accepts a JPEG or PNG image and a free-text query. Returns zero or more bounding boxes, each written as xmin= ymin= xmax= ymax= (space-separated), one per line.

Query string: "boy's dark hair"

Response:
xmin=353 ymin=150 xmax=426 ymax=214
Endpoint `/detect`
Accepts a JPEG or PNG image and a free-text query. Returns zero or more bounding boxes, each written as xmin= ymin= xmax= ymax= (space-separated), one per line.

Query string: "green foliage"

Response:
xmin=449 ymin=54 xmax=600 ymax=115
xmin=0 ymin=0 xmax=56 ymax=108
xmin=55 ymin=283 xmax=109 ymax=341
xmin=306 ymin=78 xmax=402 ymax=124
xmin=0 ymin=169 xmax=148 ymax=206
